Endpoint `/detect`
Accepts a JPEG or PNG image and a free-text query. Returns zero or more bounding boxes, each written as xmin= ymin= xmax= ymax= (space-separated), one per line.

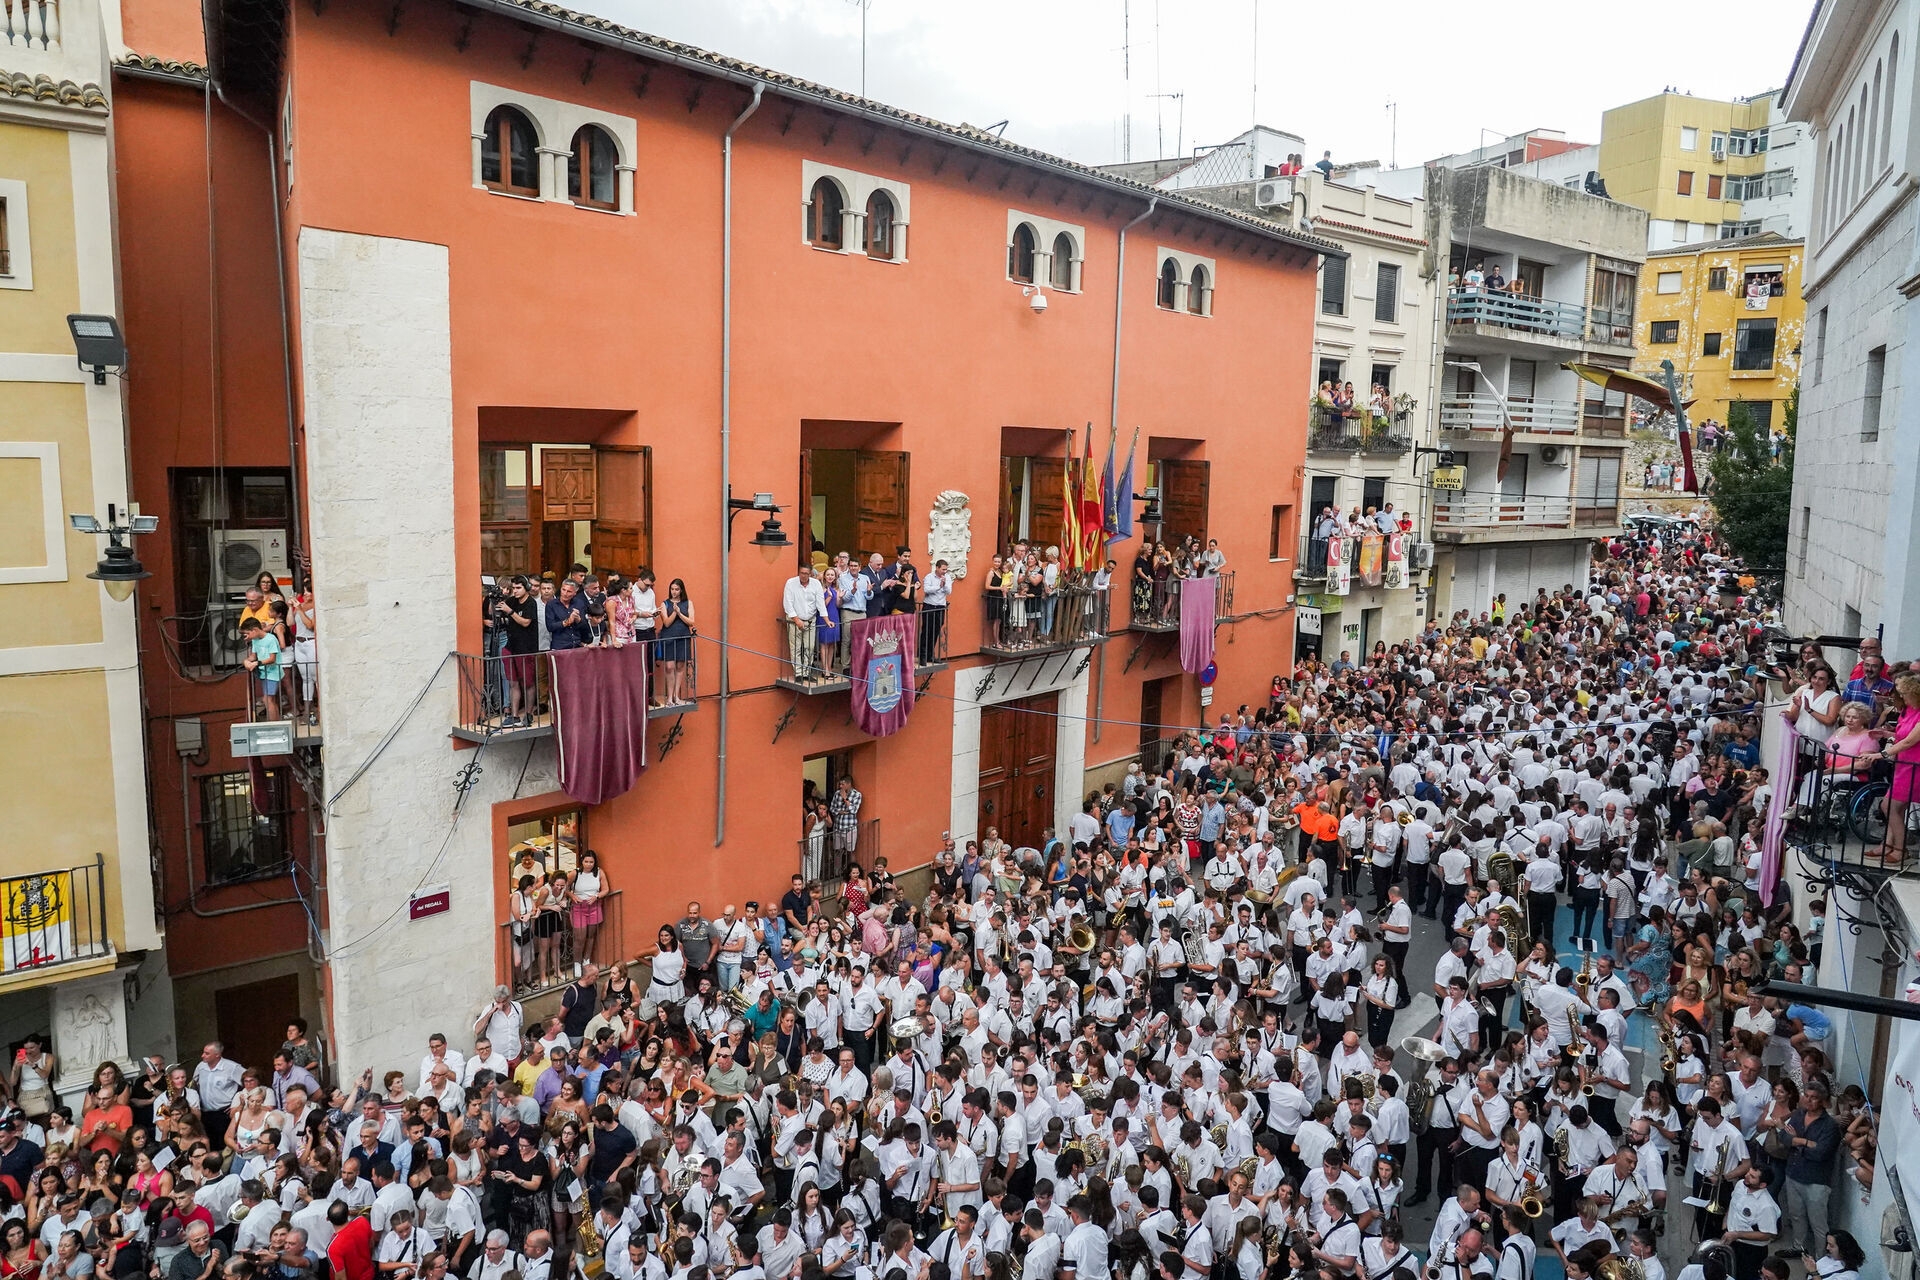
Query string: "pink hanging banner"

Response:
xmin=849 ymin=612 xmax=918 ymax=738
xmin=1179 ymin=575 xmax=1218 ymax=675
xmin=551 ymin=645 xmax=649 ymax=805
xmin=1760 ymin=725 xmax=1798 ymax=908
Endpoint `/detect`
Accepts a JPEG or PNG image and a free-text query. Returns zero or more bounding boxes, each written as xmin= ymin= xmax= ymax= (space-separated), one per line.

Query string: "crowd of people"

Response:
xmin=234 ymin=570 xmax=319 ymax=726
xmin=8 ymin=522 xmax=1909 ymax=1280
xmin=779 ymin=548 xmax=954 ymax=682
xmin=482 ymin=564 xmax=697 ymax=717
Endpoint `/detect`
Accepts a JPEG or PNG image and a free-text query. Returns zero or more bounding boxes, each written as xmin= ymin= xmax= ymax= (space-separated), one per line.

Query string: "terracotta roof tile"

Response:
xmin=0 ymin=69 xmax=108 ymax=109
xmin=115 ymin=52 xmax=210 ymax=80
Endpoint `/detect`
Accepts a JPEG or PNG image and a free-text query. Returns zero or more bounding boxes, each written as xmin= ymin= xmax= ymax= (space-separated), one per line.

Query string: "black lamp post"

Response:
xmin=68 ymin=503 xmax=157 ymax=601
xmin=725 ymin=487 xmax=792 ymax=557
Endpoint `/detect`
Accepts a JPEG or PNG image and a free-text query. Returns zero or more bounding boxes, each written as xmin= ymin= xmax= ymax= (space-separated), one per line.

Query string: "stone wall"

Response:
xmin=1785 ymin=188 xmax=1915 ymax=643
xmin=299 ymin=228 xmax=560 ymax=1078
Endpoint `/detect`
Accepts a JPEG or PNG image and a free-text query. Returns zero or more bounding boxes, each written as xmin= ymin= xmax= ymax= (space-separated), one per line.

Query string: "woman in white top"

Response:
xmin=1229 ymin=1215 xmax=1264 ymax=1280
xmin=1804 ymin=1228 xmax=1867 ymax=1280
xmin=1671 ymin=1035 xmax=1707 ymax=1108
xmin=1628 ymin=1081 xmax=1682 ymax=1158
xmin=1784 ymin=663 xmax=1842 ymax=742
xmin=568 ymin=850 xmax=608 ymax=974
xmin=647 ymin=925 xmax=686 ymax=1006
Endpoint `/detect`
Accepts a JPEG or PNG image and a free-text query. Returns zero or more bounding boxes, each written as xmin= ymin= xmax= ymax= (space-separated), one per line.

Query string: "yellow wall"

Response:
xmin=0 ymin=382 xmax=105 ymax=649
xmin=1633 ymin=239 xmax=1805 ymax=425
xmin=0 ymin=120 xmax=85 ymax=352
xmin=1599 ymin=92 xmax=1778 ymax=237
xmin=0 ymin=668 xmax=124 ymax=914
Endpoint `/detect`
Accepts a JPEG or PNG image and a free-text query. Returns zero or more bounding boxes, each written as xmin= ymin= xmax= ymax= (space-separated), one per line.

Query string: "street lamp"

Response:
xmin=725 ymin=487 xmax=792 ymax=560
xmin=66 ymin=314 xmax=127 ymax=386
xmin=1134 ymin=486 xmax=1162 ymax=527
xmin=68 ymin=503 xmax=156 ymax=601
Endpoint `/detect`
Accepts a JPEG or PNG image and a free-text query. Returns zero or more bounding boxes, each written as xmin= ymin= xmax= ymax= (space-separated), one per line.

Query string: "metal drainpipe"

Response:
xmin=1092 ymin=196 xmax=1158 ymax=747
xmin=716 ymin=84 xmax=764 ymax=847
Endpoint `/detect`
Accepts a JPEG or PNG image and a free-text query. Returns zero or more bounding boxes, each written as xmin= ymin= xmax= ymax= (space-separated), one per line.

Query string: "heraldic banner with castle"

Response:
xmin=849 ymin=613 xmax=918 ymax=737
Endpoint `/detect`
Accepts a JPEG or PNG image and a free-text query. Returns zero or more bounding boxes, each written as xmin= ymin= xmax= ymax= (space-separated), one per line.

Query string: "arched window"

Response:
xmin=1870 ymin=62 xmax=1884 ymax=184
xmin=481 ymin=105 xmax=539 ymax=196
xmin=1848 ymin=102 xmax=1861 ymax=206
xmin=1157 ymin=258 xmax=1180 ymax=309
xmin=808 ymin=178 xmax=845 ymax=248
xmin=866 ymin=191 xmax=896 ymax=259
xmin=1008 ymin=223 xmax=1038 ymax=282
xmin=1886 ymin=35 xmax=1900 ymax=171
xmin=1188 ymin=264 xmax=1210 ymax=315
xmin=568 ymin=125 xmax=618 ymax=209
xmin=1049 ymin=231 xmax=1076 ymax=290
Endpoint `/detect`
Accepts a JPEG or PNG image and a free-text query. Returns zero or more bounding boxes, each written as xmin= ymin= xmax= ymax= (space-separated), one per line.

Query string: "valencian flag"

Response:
xmin=1105 ymin=426 xmax=1139 ymax=545
xmin=849 ymin=612 xmax=917 ymax=737
xmin=1563 ymin=361 xmax=1700 ymax=491
xmin=1076 ymin=428 xmax=1105 ymax=570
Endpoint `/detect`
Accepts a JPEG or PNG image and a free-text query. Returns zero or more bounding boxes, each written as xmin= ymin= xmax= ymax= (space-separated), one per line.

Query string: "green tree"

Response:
xmin=1707 ymin=386 xmax=1796 ymax=566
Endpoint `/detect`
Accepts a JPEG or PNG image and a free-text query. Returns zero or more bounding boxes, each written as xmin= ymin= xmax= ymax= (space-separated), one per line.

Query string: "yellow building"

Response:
xmin=1599 ymin=90 xmax=1811 ymax=250
xmin=1 ymin=0 xmax=169 ymax=1084
xmin=1634 ymin=232 xmax=1805 ymax=432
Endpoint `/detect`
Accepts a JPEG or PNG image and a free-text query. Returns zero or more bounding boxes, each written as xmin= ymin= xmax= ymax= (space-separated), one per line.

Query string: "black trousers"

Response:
xmin=1413 ymin=1127 xmax=1456 ymax=1197
xmin=1384 ymin=940 xmax=1409 ymax=975
xmin=847 ymin=1028 xmax=875 ymax=1072
xmin=1588 ymin=1094 xmax=1621 ymax=1137
xmin=1440 ymin=883 xmax=1467 ymax=929
xmin=1528 ymin=891 xmax=1557 ymax=942
xmin=1692 ymin=1172 xmax=1728 ymax=1238
xmin=1407 ymin=865 xmax=1432 ymax=914
xmin=1477 ymin=988 xmax=1510 ymax=1049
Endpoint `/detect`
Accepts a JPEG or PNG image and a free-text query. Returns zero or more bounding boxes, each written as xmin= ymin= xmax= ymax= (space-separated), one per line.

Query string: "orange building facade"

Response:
xmin=113 ymin=0 xmax=1326 ymax=1069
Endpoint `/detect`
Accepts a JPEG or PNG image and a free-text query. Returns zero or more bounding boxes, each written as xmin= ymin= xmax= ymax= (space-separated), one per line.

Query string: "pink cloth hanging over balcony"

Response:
xmin=551 ymin=645 xmax=649 ymax=805
xmin=1179 ymin=576 xmax=1217 ymax=675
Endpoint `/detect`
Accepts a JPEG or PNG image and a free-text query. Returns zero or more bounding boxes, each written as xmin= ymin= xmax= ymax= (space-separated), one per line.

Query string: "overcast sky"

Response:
xmin=582 ymin=0 xmax=1815 ymax=170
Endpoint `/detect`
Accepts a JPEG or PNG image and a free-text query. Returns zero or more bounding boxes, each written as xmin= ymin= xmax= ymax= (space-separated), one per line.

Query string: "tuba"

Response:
xmin=1596 ymin=1259 xmax=1646 ymax=1280
xmin=1486 ymin=850 xmax=1517 ymax=890
xmin=1183 ymin=928 xmax=1207 ymax=968
xmin=1404 ymin=1073 xmax=1433 ymax=1134
xmin=1496 ymin=902 xmax=1529 ymax=960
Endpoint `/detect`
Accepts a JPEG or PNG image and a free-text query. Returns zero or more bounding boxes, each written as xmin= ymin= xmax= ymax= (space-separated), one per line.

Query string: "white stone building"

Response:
xmin=1781 ymin=0 xmax=1920 ymax=653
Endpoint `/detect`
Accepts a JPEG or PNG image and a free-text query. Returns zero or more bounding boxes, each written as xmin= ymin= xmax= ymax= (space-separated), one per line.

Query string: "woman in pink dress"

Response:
xmin=1866 ymin=673 xmax=1920 ymax=865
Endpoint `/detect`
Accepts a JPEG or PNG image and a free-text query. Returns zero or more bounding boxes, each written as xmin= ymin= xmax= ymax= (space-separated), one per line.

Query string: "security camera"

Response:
xmin=1022 ymin=285 xmax=1048 ymax=314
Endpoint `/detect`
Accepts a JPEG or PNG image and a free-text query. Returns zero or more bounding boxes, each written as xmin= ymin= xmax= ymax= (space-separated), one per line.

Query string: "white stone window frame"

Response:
xmin=1006 ymin=209 xmax=1084 ymax=293
xmin=802 ymin=161 xmax=912 ymax=262
xmin=469 ymin=82 xmax=637 ymax=215
xmin=0 ymin=178 xmax=33 ymax=290
xmin=1157 ymin=245 xmax=1218 ymax=317
xmin=0 ymin=442 xmax=67 ymax=584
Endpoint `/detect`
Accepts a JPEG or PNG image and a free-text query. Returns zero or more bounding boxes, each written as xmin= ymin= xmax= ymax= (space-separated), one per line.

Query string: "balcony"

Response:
xmin=1587 ymin=309 xmax=1637 ymax=350
xmin=499 ymin=888 xmax=624 ymax=999
xmin=1294 ymin=535 xmax=1355 ymax=585
xmin=773 ymin=606 xmax=948 ymax=695
xmin=1439 ymin=394 xmax=1579 ymax=435
xmin=981 ymin=585 xmax=1111 ymax=658
xmin=1129 ymin=572 xmax=1233 ymax=634
xmin=1447 ymin=288 xmax=1587 ymax=343
xmin=799 ymin=817 xmax=879 ymax=895
xmin=1431 ymin=496 xmax=1575 ymax=540
xmin=452 ymin=637 xmax=698 ymax=742
xmin=0 ymin=856 xmax=113 ymax=987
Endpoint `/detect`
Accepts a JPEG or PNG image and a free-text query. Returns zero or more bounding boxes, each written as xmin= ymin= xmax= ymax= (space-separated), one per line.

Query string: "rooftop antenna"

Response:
xmin=1152 ymin=0 xmax=1162 ymax=155
xmin=1386 ymin=99 xmax=1397 ymax=169
xmin=1123 ymin=0 xmax=1132 ymax=160
xmin=1151 ymin=93 xmax=1185 ymax=160
xmin=845 ymin=0 xmax=873 ymax=99
xmin=1249 ymin=0 xmax=1259 ymax=179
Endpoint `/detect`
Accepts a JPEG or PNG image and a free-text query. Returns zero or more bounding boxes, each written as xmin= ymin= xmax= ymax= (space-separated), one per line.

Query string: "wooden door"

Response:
xmin=1139 ymin=678 xmax=1164 ymax=763
xmin=853 ymin=450 xmax=909 ymax=558
xmin=541 ymin=449 xmax=597 ymax=521
xmin=977 ymin=693 xmax=1059 ymax=849
xmin=1027 ymin=458 xmax=1067 ymax=551
xmin=798 ymin=449 xmax=815 ymax=567
xmin=1159 ymin=460 xmax=1210 ymax=545
xmin=592 ymin=445 xmax=650 ymax=579
xmin=215 ymin=973 xmax=301 ymax=1075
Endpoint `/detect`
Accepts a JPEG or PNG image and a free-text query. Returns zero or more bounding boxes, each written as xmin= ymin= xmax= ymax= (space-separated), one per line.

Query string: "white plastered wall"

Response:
xmin=948 ymin=652 xmax=1092 ymax=849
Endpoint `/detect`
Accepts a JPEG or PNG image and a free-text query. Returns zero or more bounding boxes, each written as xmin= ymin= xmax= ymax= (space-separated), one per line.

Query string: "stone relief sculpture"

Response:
xmin=928 ymin=490 xmax=972 ymax=579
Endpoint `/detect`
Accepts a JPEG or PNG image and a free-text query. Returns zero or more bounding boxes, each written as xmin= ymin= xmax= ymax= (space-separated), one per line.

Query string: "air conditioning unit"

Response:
xmin=1254 ymin=177 xmax=1294 ymax=209
xmin=1537 ymin=445 xmax=1570 ymax=465
xmin=207 ymin=604 xmax=253 ymax=671
xmin=207 ymin=528 xmax=291 ymax=600
xmin=1409 ymin=541 xmax=1435 ymax=571
xmin=1710 ymin=141 xmax=1727 ymax=161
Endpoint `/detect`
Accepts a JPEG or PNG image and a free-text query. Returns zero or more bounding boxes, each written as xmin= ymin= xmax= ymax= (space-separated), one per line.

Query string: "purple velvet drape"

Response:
xmin=1179 ymin=576 xmax=1218 ymax=675
xmin=551 ymin=646 xmax=649 ymax=805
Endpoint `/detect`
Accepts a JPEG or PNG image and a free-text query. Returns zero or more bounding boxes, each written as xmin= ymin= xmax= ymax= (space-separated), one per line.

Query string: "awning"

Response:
xmin=1561 ymin=362 xmax=1695 ymax=414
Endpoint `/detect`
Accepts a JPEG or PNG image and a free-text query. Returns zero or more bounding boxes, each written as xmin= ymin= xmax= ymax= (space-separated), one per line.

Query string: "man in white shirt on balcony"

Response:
xmin=781 ymin=564 xmax=827 ymax=683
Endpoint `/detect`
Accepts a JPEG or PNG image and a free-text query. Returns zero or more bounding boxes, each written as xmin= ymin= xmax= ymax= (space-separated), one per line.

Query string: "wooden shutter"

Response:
xmin=798 ymin=449 xmax=815 ymax=567
xmin=591 ymin=445 xmax=650 ymax=579
xmin=1159 ymin=459 xmax=1210 ymax=544
xmin=998 ymin=456 xmax=1019 ymax=552
xmin=1374 ymin=263 xmax=1399 ymax=322
xmin=853 ymin=450 xmax=910 ymax=558
xmin=1028 ymin=457 xmax=1068 ymax=551
xmin=540 ymin=449 xmax=597 ymax=521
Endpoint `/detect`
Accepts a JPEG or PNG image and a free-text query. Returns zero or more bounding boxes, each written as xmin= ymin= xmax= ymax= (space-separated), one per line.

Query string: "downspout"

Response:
xmin=1093 ymin=195 xmax=1157 ymax=748
xmin=716 ymin=84 xmax=764 ymax=847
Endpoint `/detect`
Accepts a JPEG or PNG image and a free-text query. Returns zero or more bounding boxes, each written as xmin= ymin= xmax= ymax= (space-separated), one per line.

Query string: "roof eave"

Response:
xmin=442 ymin=0 xmax=1344 ymax=261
